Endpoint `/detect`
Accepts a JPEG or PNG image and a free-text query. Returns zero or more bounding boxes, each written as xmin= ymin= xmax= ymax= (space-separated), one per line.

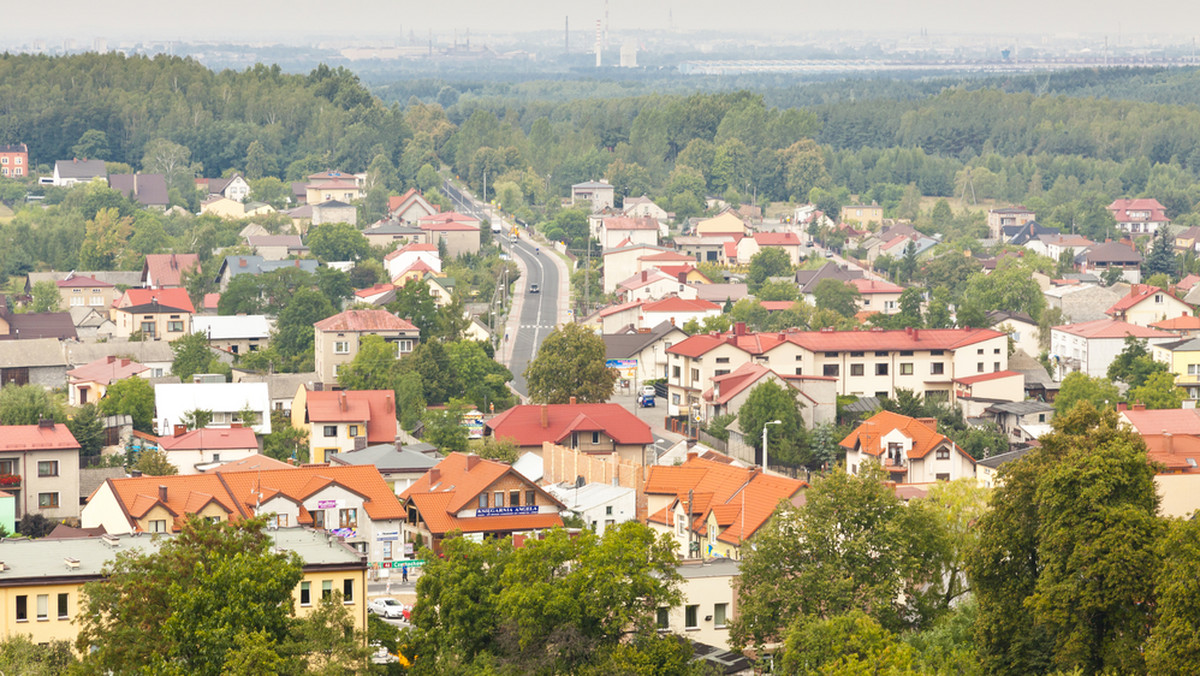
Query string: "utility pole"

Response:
xmin=584 ymin=236 xmax=591 ymax=318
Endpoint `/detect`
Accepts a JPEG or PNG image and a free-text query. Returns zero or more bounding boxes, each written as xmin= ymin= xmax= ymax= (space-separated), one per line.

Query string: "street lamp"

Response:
xmin=762 ymin=420 xmax=782 ymax=472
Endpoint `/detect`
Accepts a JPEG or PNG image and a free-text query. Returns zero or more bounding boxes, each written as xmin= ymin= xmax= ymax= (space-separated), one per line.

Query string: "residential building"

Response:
xmin=1051 ymin=318 xmax=1177 ymax=379
xmin=975 ymin=447 xmax=1033 ymax=489
xmin=623 ymin=195 xmax=670 ymax=220
xmin=387 ymin=189 xmax=439 ymax=223
xmin=399 ymin=453 xmax=565 ymax=554
xmin=603 ymin=321 xmax=690 ymax=387
xmin=605 ymin=247 xmax=688 ymax=295
xmin=55 ymin=273 xmax=117 ymax=310
xmin=0 ymin=421 xmax=81 ymax=520
xmin=310 ymin=200 xmax=357 ymax=227
xmin=1108 ymin=198 xmax=1170 ymax=234
xmin=1175 ymin=227 xmax=1200 ymax=253
xmin=330 ymin=443 xmax=439 ymax=494
xmin=65 ymin=340 xmax=175 ymax=379
xmin=191 ymin=315 xmax=271 ymax=356
xmin=153 ymin=382 xmax=271 ymax=436
xmin=291 ymin=388 xmax=398 ymax=464
xmin=733 ymin=232 xmax=803 ymax=266
xmin=983 ymin=401 xmax=1055 ymax=445
xmin=246 ymin=235 xmax=306 ymax=261
xmin=1151 ymin=337 xmax=1200 ymax=401
xmin=0 ymin=143 xmax=28 ymax=177
xmin=841 ymin=411 xmax=976 ymax=482
xmin=795 ymin=262 xmax=864 ymax=304
xmin=362 ymin=221 xmax=424 ymax=249
xmin=383 ymin=242 xmax=441 ymax=280
xmin=694 ymin=212 xmax=750 ymax=238
xmin=673 ymin=235 xmax=735 ymax=264
xmin=418 ymin=212 xmax=481 ymax=257
xmin=67 ymin=356 xmax=148 ymax=407
xmin=584 ymin=299 xmax=646 ymax=334
xmin=312 ymin=310 xmax=419 ymax=384
xmin=850 ymin=278 xmax=905 ymax=315
xmin=112 ymin=288 xmax=194 ymax=341
xmin=702 ymin=362 xmax=837 ymax=431
xmin=840 ymin=203 xmax=884 ymax=227
xmin=544 ymin=482 xmax=636 ymax=537
xmin=157 ymin=427 xmax=260 ymax=474
xmin=599 ymin=215 xmax=660 ymax=250
xmin=953 ymin=370 xmax=1026 ymax=419
xmin=51 ymin=158 xmax=106 ymax=187
xmin=231 ymin=371 xmax=319 ymax=413
xmin=195 ymin=174 xmax=250 ymax=202
xmin=27 ymin=271 xmax=141 ymax=295
xmin=1076 ymin=240 xmax=1143 ymax=283
xmin=1028 ymin=233 xmax=1094 ymax=260
xmin=305 ymin=171 xmax=365 ymax=205
xmin=657 ymin=559 xmax=741 ymax=651
xmin=640 ymin=296 xmax=720 ymax=329
xmin=644 ymin=455 xmax=806 ymax=560
xmin=1105 ymin=284 xmax=1192 ymax=327
xmin=987 ymin=206 xmax=1037 ymax=239
xmin=1150 ymin=315 xmax=1200 ymax=339
xmin=1043 ymin=283 xmax=1126 ymax=323
xmin=84 ymin=465 xmax=402 ymax=560
xmin=352 ymin=283 xmax=395 ymax=306
xmin=483 ymin=402 xmax=654 ymax=465
xmin=212 ymin=256 xmax=319 ymax=291
xmin=571 ymin=180 xmax=615 ymax=212
xmin=107 ymin=173 xmax=168 ymax=209
xmin=987 ymin=310 xmax=1042 ymax=359
xmin=1001 ymin=220 xmax=1059 ymax=246
xmin=0 ymin=339 xmax=68 ymax=388
xmin=199 ymin=196 xmax=249 ymax=219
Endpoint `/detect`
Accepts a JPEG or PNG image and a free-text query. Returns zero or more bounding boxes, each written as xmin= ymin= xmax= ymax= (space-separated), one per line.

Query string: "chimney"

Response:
xmin=641 ymin=270 xmax=648 ymax=282
xmin=338 ymin=391 xmax=348 ymax=411
xmin=173 ymin=424 xmax=187 ymax=437
xmin=678 ymin=271 xmax=687 ymax=283
xmin=130 ymin=470 xmax=143 ymax=477
xmin=37 ymin=419 xmax=53 ymax=429
xmin=569 ymin=396 xmax=577 ymax=405
xmin=912 ymin=328 xmax=919 ymax=341
xmin=354 ymin=435 xmax=367 ymax=451
xmin=540 ymin=404 xmax=550 ymax=429
xmin=466 ymin=454 xmax=479 ymax=471
xmin=428 ymin=467 xmax=440 ymax=484
xmin=239 ymin=258 xmax=248 ymax=267
xmin=917 ymin=417 xmax=937 ymax=432
xmin=158 ymin=485 xmax=167 ymax=502
xmin=734 ymin=322 xmax=746 ymax=336
xmin=1164 ymin=431 xmax=1174 ymax=454
xmin=1133 ymin=402 xmax=1146 ymax=411
xmin=385 ymin=393 xmax=395 ymax=413
xmin=686 ymin=451 xmax=697 ymax=462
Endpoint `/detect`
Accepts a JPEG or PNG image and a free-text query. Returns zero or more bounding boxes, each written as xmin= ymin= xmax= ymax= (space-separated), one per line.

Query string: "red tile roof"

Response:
xmin=305 ymin=390 xmax=397 ymax=444
xmin=1053 ymin=318 xmax=1175 ymax=340
xmin=597 ymin=299 xmax=644 ymax=318
xmin=1106 ymin=284 xmax=1187 ymax=316
xmin=212 ymin=454 xmax=295 ymax=473
xmin=639 ymin=251 xmax=696 ymax=263
xmin=485 ymin=404 xmax=653 ymax=446
xmin=641 ymin=296 xmax=721 ymax=313
xmin=313 ymin=310 xmax=417 ymax=332
xmin=1151 ymin=316 xmax=1200 ymax=331
xmin=1120 ymin=409 xmax=1200 ymax=436
xmin=67 ymin=356 xmax=147 ymax=385
xmin=703 ymin=362 xmax=773 ymax=405
xmin=143 ymin=254 xmax=200 ymax=288
xmin=0 ymin=423 xmax=80 ymax=451
xmin=418 ymin=212 xmax=480 ymax=230
xmin=667 ymin=331 xmax=787 ymax=358
xmin=752 ymin=232 xmax=801 ymax=246
xmin=840 ymin=410 xmax=963 ymax=461
xmin=354 ymin=283 xmax=395 ymax=298
xmin=782 ymin=327 xmax=1004 ymax=352
xmin=953 ymin=370 xmax=1021 ymax=385
xmin=158 ymin=427 xmax=259 ymax=451
xmin=603 ymin=216 xmax=659 ymax=231
xmin=118 ymin=288 xmax=195 ymax=314
xmin=202 ymin=293 xmax=220 ymax=311
xmin=57 ymin=274 xmax=113 ymax=288
xmin=1108 ymin=198 xmax=1169 ymax=224
xmin=848 ymin=278 xmax=905 ymax=294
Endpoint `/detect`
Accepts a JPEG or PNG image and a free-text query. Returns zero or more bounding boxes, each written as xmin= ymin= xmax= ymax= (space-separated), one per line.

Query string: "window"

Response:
xmin=36 ymin=594 xmax=48 ymax=621
xmin=525 ymin=490 xmax=536 ymax=506
xmin=685 ymin=604 xmax=699 ymax=629
xmin=931 ymin=362 xmax=945 ymax=375
xmin=323 ymin=425 xmax=337 ymax=438
xmin=312 ymin=510 xmax=325 ymax=529
xmin=850 ymin=364 xmax=864 ymax=376
xmin=150 ymin=519 xmax=167 ymax=533
xmin=1189 ymin=364 xmax=1200 ymax=375
xmin=656 ymin=607 xmax=669 ymax=629
xmin=322 ymin=580 xmax=332 ymax=601
xmin=348 ymin=425 xmax=359 ymax=437
xmin=591 ymin=431 xmax=600 ymax=444
xmin=140 ymin=321 xmax=156 ymax=337
xmin=397 ymin=340 xmax=414 ymax=355
xmin=714 ymin=603 xmax=728 ymax=628
xmin=57 ymin=593 xmax=68 ymax=620
xmin=478 ymin=494 xmax=488 ymax=509
xmin=794 ymin=367 xmax=803 ymax=376
xmin=37 ymin=460 xmax=58 ymax=477
xmin=936 ymin=473 xmax=951 ymax=481
xmin=333 ymin=341 xmax=350 ymax=354
xmin=714 ymin=369 xmax=730 ymax=376
xmin=672 ymin=366 xmax=681 ymax=379
xmin=930 ymin=349 xmax=944 ymax=356
xmin=671 ymin=393 xmax=681 ymax=405
xmin=715 ymin=357 xmax=730 ymax=364
xmin=343 ymin=579 xmax=354 ymax=603
xmin=936 ymin=448 xmax=951 ymax=460
xmin=300 ymin=582 xmax=311 ymax=606
xmin=16 ymin=595 xmax=26 ymax=622
xmin=38 ymin=493 xmax=59 ymax=509
xmin=269 ymin=514 xmax=288 ymax=528
xmin=339 ymin=509 xmax=357 ymax=529
xmin=382 ymin=541 xmax=392 ymax=560
xmin=1155 ymin=294 xmax=1164 ymax=304
xmin=977 ymin=362 xmax=985 ymax=373
xmin=167 ymin=321 xmax=184 ymax=333
xmin=875 ymin=363 xmax=888 ymax=376
xmin=994 ymin=362 xmax=1001 ymax=372
xmin=993 ymin=348 xmax=1001 ymax=354
xmin=70 ymin=296 xmax=84 ymax=306
xmin=850 ymin=351 xmax=864 ymax=357
xmin=691 ymin=368 xmax=699 ymax=381
xmin=494 ymin=491 xmax=505 ymax=508
xmin=824 ymin=351 xmax=838 ymax=357
xmin=605 ymin=505 xmax=613 ymax=516
xmin=823 ymin=364 xmax=839 ymax=377
xmin=977 ymin=348 xmax=984 ymax=355
xmin=900 ymin=350 xmax=914 ymax=356
xmin=900 ymin=363 xmax=914 ymax=375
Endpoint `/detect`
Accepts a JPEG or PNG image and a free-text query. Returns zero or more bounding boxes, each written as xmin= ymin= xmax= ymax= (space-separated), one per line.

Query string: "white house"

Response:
xmin=545 ymin=482 xmax=636 ymax=537
xmin=157 ymin=427 xmax=261 ymax=474
xmin=841 ymin=411 xmax=976 ymax=483
xmin=1050 ymin=318 xmax=1177 ymax=379
xmin=383 ymin=242 xmax=441 ymax=280
xmin=154 ymin=382 xmax=272 ymax=436
xmin=640 ymin=296 xmax=722 ymax=330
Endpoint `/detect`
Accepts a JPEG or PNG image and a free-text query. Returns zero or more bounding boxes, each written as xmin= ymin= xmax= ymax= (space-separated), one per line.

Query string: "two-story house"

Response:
xmin=195 ymin=174 xmax=251 ymax=202
xmin=140 ymin=253 xmax=200 ymax=289
xmin=599 ymin=215 xmax=660 ymax=250
xmin=484 ymin=401 xmax=653 ymax=466
xmin=664 ymin=327 xmax=787 ymax=418
xmin=0 ymin=143 xmax=28 ymax=177
xmin=840 ymin=203 xmax=884 ymax=227
xmin=67 ymin=356 xmax=149 ymax=407
xmin=1105 ymin=284 xmax=1193 ymax=328
xmin=191 ymin=315 xmax=271 ymax=356
xmin=387 ymin=188 xmax=440 ymax=224
xmin=153 ymin=382 xmax=272 ymax=436
xmin=291 ymin=388 xmax=398 ymax=464
xmin=987 ymin=206 xmax=1037 ymax=240
xmin=55 ymin=273 xmax=118 ymax=310
xmin=383 ymin=242 xmax=441 ymax=281
xmin=1051 ymin=318 xmax=1177 ymax=379
xmin=850 ymin=278 xmax=905 ymax=316
xmin=840 ymin=411 xmax=976 ymax=483
xmin=112 ymin=288 xmax=195 ymax=341
xmin=212 ymin=256 xmax=319 ymax=291
xmin=51 ymin=158 xmax=106 ymax=187
xmin=571 ymin=180 xmax=615 ymax=212
xmin=603 ymin=321 xmax=690 ymax=387
xmin=157 ymin=427 xmax=260 ymax=474
xmin=399 ymin=453 xmax=565 ymax=554
xmin=418 ymin=212 xmax=481 ymax=257
xmin=313 ymin=310 xmax=420 ymax=384
xmin=1108 ymin=198 xmax=1170 ymax=234
xmin=0 ymin=422 xmax=81 ymax=520
xmin=305 ymin=171 xmax=365 ymax=205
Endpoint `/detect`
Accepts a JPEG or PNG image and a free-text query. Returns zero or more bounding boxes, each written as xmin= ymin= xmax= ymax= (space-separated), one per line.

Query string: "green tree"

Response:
xmin=80 ymin=207 xmax=134 ymax=270
xmin=898 ymin=239 xmax=919 ymax=283
xmin=134 ymin=448 xmax=178 ymax=476
xmin=445 ymin=340 xmax=515 ymax=412
xmin=307 ymin=222 xmax=370 ymax=262
xmin=388 ymin=279 xmax=441 ymax=340
xmin=29 ymin=280 xmax=61 ymax=312
xmin=337 ymin=334 xmax=399 ymax=391
xmin=747 ymin=247 xmax=793 ymax=293
xmin=398 ymin=340 xmax=457 ymax=405
xmin=248 ymin=177 xmax=289 ymax=208
xmin=1054 ymin=371 xmax=1121 ymax=415
xmin=281 ymin=592 xmax=372 ymax=674
xmin=67 ymin=402 xmax=106 ymax=457
xmin=0 ymin=384 xmax=63 ymax=425
xmin=171 ymin=330 xmax=221 ymax=382
xmin=1145 ymin=227 xmax=1178 ymax=278
xmin=524 ymin=323 xmax=617 ymax=404
xmin=75 ymin=516 xmax=303 ymax=675
xmin=72 ymin=129 xmax=111 ymax=160
xmin=813 ymin=278 xmax=861 ymax=317
xmin=755 ymin=279 xmax=799 ymax=301
xmin=781 ymin=611 xmax=920 ymax=675
xmin=181 ymin=408 xmax=214 ymax=430
xmin=738 ymin=380 xmax=808 ymax=468
xmin=273 ymin=288 xmax=335 ymax=371
xmin=1107 ymin=336 xmax=1169 ymax=388
xmin=98 ymin=376 xmax=156 ymax=432
xmin=1147 ymin=517 xmax=1200 ymax=674
xmin=1129 ymin=370 xmax=1185 ymax=409
xmin=142 ymin=138 xmax=202 ymax=196
xmin=924 ymin=286 xmax=953 ymax=328
xmin=0 ymin=635 xmax=76 ymax=675
xmin=396 ymin=371 xmax=425 ymax=431
xmin=908 ymin=480 xmax=990 ymax=612
xmin=422 ymin=403 xmax=469 ymax=453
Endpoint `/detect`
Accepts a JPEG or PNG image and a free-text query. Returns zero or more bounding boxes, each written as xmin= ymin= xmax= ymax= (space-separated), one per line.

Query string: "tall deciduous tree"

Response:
xmin=524 ymin=323 xmax=617 ymax=404
xmin=746 ymin=247 xmax=793 ymax=293
xmin=1107 ymin=336 xmax=1169 ymax=388
xmin=812 ymin=278 xmax=861 ymax=318
xmin=306 ymin=223 xmax=370 ymax=262
xmin=0 ymin=384 xmax=63 ymax=425
xmin=1053 ymin=371 xmax=1120 ymax=415
xmin=98 ymin=376 xmax=156 ymax=432
xmin=1147 ymin=517 xmax=1200 ymax=673
xmin=737 ymin=380 xmax=807 ymax=468
xmin=29 ymin=280 xmax=61 ymax=312
xmin=80 ymin=207 xmax=133 ymax=270
xmin=171 ymin=330 xmax=222 ymax=382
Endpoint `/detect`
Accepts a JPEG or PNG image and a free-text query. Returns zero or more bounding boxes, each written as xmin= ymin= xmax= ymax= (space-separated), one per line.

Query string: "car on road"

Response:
xmin=639 ymin=394 xmax=655 ymax=408
xmin=529 ymin=283 xmax=540 ymax=294
xmin=641 ymin=385 xmax=657 ymax=398
xmin=369 ymin=598 xmax=408 ymax=619
xmin=491 ymin=222 xmax=502 ymax=233
xmin=824 ymin=250 xmax=834 ymax=258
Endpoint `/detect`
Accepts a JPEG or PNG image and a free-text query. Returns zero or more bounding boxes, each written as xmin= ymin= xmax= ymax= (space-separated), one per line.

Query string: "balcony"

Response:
xmin=0 ymin=473 xmax=22 ymax=489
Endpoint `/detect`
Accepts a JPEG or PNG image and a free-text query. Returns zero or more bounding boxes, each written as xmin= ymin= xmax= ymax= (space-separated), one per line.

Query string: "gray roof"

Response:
xmin=572 ymin=181 xmax=613 ymax=190
xmin=977 ymin=446 xmax=1033 ymax=469
xmin=0 ymin=338 xmax=66 ymax=367
xmin=364 ymin=221 xmax=423 ymax=236
xmin=218 ymin=256 xmax=319 ymax=280
xmin=1078 ymin=241 xmax=1143 ymax=264
xmin=329 ymin=443 xmax=439 ymax=472
xmin=27 ymin=271 xmax=141 ymax=290
xmin=984 ymin=400 xmax=1055 ymax=416
xmin=795 ymin=262 xmax=863 ymax=293
xmin=1007 ymin=351 xmax=1058 ymax=389
xmin=676 ymin=557 xmax=741 ymax=579
xmin=0 ymin=534 xmax=163 ymax=581
xmin=235 ymin=371 xmax=319 ymax=401
xmin=695 ymin=283 xmax=749 ymax=303
xmin=842 ymin=396 xmax=882 ymax=414
xmin=107 ymin=174 xmax=168 ymax=207
xmin=80 ymin=467 xmax=126 ymax=499
xmin=603 ymin=322 xmax=687 ymax=360
xmin=65 ymin=339 xmax=176 ymax=367
xmin=54 ymin=159 xmax=107 ymax=180
xmin=246 ymin=235 xmax=304 ymax=248
xmin=987 ymin=310 xmax=1037 ymax=326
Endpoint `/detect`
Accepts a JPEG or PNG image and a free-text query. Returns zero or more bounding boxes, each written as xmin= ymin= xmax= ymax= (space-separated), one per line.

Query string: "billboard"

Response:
xmin=606 ymin=359 xmax=637 ymax=380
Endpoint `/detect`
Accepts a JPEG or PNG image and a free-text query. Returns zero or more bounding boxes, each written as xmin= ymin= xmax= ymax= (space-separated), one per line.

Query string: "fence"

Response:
xmin=697 ymin=431 xmax=727 ymax=452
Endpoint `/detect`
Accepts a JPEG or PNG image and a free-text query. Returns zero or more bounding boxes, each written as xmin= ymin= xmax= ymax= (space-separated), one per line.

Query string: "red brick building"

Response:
xmin=0 ymin=144 xmax=29 ymax=178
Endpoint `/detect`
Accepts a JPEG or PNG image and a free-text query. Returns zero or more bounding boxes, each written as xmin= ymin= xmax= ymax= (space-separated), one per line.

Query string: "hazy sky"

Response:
xmin=5 ymin=0 xmax=1199 ymax=43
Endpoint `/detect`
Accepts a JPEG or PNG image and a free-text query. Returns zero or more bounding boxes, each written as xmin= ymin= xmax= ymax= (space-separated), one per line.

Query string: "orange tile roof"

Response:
xmin=716 ymin=473 xmax=806 ymax=545
xmin=485 ymin=404 xmax=653 ymax=446
xmin=1053 ymin=318 xmax=1175 ymax=340
xmin=0 ymin=423 xmax=80 ymax=451
xmin=1106 ymin=284 xmax=1186 ymax=315
xmin=1151 ymin=316 xmax=1200 ymax=331
xmin=143 ymin=253 xmax=200 ymax=288
xmin=313 ymin=310 xmax=417 ymax=332
xmin=212 ymin=454 xmax=295 ymax=473
xmin=304 ymin=390 xmax=396 ymax=444
xmin=57 ymin=274 xmax=113 ymax=288
xmin=641 ymin=296 xmax=721 ymax=313
xmin=840 ymin=410 xmax=956 ymax=460
xmin=158 ymin=427 xmax=258 ymax=451
xmin=953 ymin=370 xmax=1021 ymax=385
xmin=667 ymin=331 xmax=787 ymax=358
xmin=1120 ymin=409 xmax=1200 ymax=435
xmin=118 ymin=287 xmax=195 ymax=313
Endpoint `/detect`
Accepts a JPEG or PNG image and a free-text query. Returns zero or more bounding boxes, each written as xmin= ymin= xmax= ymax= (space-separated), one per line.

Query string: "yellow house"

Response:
xmin=199 ymin=196 xmax=247 ymax=219
xmin=1106 ymin=284 xmax=1194 ymax=328
xmin=694 ymin=211 xmax=749 ymax=237
xmin=0 ymin=529 xmax=368 ymax=648
xmin=840 ymin=203 xmax=884 ymax=226
xmin=1152 ymin=336 xmax=1200 ymax=400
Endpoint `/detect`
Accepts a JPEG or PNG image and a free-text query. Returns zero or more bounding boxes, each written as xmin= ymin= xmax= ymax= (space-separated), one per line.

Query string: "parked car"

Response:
xmin=529 ymin=283 xmax=540 ymax=294
xmin=369 ymin=598 xmax=407 ymax=619
xmin=641 ymin=385 xmax=657 ymax=398
xmin=639 ymin=394 xmax=656 ymax=408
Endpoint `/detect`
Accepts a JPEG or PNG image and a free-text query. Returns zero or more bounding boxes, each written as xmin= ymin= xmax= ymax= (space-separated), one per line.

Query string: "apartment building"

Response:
xmin=292 ymin=388 xmax=398 ymax=464
xmin=0 ymin=422 xmax=81 ymax=520
xmin=313 ymin=310 xmax=420 ymax=384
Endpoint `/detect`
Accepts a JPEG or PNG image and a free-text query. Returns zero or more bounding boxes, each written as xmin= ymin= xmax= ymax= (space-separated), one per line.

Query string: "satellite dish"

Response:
xmin=575 ymin=476 xmax=585 ymax=488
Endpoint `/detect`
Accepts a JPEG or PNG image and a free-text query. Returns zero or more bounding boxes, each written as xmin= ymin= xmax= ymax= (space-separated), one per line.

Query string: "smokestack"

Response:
xmin=158 ymin=485 xmax=168 ymax=502
xmin=569 ymin=396 xmax=577 ymax=405
xmin=540 ymin=404 xmax=549 ymax=429
xmin=466 ymin=454 xmax=479 ymax=471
